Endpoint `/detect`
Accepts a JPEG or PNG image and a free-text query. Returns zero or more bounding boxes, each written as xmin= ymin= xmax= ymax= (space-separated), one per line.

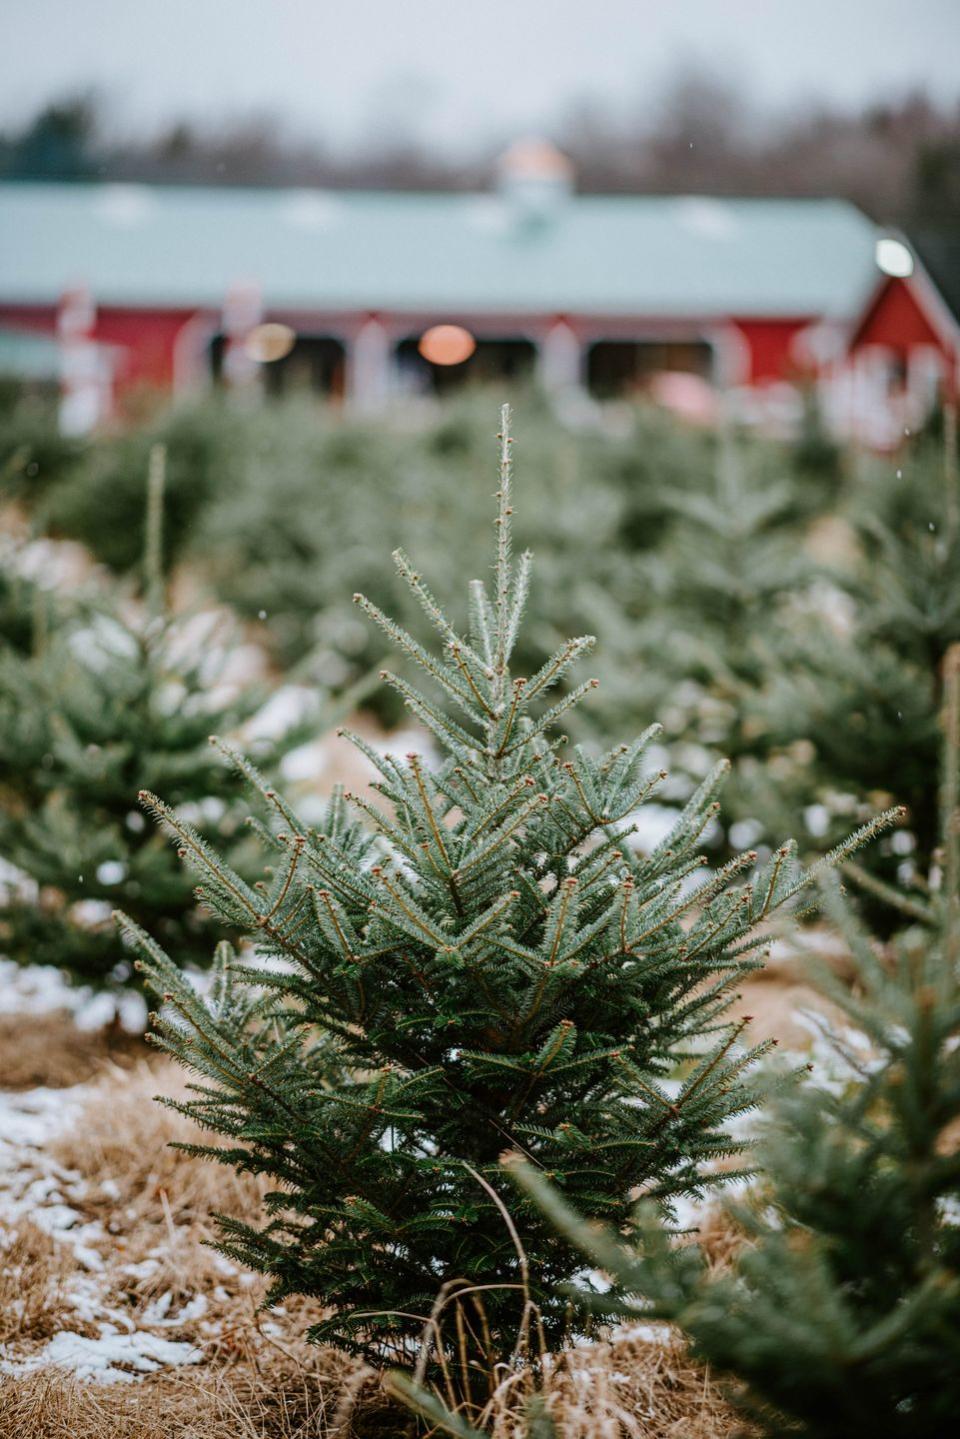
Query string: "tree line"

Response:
xmin=2 ymin=68 xmax=958 ymax=224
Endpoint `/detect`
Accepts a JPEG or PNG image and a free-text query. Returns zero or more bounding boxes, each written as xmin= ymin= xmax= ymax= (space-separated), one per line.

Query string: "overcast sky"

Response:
xmin=3 ymin=0 xmax=958 ymax=150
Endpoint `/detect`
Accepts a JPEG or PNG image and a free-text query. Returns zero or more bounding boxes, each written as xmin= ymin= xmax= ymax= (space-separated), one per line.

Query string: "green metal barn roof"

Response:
xmin=0 ymin=181 xmax=878 ymax=319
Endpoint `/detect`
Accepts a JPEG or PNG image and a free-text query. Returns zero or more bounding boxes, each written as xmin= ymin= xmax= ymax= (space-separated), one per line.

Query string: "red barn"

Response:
xmin=0 ymin=142 xmax=882 ymax=431
xmin=833 ymin=231 xmax=960 ymax=447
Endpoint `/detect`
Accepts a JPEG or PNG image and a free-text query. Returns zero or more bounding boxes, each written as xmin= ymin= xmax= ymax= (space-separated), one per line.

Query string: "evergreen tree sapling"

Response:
xmin=119 ymin=408 xmax=894 ymax=1384
xmin=642 ymin=425 xmax=959 ymax=916
xmin=511 ymin=644 xmax=960 ymax=1439
xmin=0 ymin=447 xmax=283 ymax=987
xmin=0 ymin=545 xmax=50 ymax=655
xmin=642 ymin=418 xmax=812 ymax=691
xmin=610 ymin=417 xmax=820 ymax=867
xmin=742 ymin=430 xmax=960 ymax=906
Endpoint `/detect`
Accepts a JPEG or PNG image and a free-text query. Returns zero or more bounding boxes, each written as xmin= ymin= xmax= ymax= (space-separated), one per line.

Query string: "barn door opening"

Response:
xmin=395 ymin=335 xmax=536 ymax=396
xmin=586 ymin=340 xmax=713 ymax=399
xmin=209 ymin=333 xmax=346 ymax=399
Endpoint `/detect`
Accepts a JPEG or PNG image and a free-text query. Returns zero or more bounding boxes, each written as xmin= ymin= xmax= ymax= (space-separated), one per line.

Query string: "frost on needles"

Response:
xmin=117 ymin=405 xmax=896 ymax=1378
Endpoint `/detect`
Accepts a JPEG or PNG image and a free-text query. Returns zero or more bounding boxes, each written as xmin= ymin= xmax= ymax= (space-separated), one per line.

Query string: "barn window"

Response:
xmin=586 ymin=340 xmax=713 ymax=399
xmin=395 ymin=335 xmax=536 ymax=396
xmin=210 ymin=332 xmax=346 ymax=399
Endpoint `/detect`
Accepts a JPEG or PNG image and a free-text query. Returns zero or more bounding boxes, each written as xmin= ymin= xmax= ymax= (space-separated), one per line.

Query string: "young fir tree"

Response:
xmin=0 ymin=546 xmax=48 ymax=655
xmin=636 ymin=416 xmax=813 ymax=687
xmin=598 ymin=419 xmax=818 ymax=867
xmin=119 ymin=407 xmax=892 ymax=1393
xmin=740 ymin=427 xmax=960 ymax=906
xmin=0 ymin=447 xmax=290 ymax=988
xmin=509 ymin=645 xmax=960 ymax=1439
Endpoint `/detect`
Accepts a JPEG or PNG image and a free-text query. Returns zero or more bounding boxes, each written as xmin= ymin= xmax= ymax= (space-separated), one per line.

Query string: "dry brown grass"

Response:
xmin=0 ymin=1222 xmax=90 ymax=1346
xmin=729 ymin=924 xmax=857 ymax=1053
xmin=0 ymin=1334 xmax=752 ymax=1439
xmin=497 ymin=1332 xmax=754 ymax=1439
xmin=0 ymin=1346 xmax=360 ymax=1439
xmin=384 ymin=1330 xmax=754 ymax=1439
xmin=48 ymin=1059 xmax=271 ymax=1302
xmin=1 ymin=1061 xmax=370 ymax=1436
xmin=0 ymin=1012 xmax=146 ymax=1090
xmin=732 ymin=972 xmax=852 ymax=1050
xmin=0 ymin=1055 xmax=757 ymax=1438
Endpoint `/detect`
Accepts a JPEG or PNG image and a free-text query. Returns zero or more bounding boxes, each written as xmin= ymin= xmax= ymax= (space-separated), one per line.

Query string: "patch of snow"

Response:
xmin=66 ymin=1276 xmax=115 ymax=1328
xmin=0 ymin=1085 xmax=86 ymax=1150
xmin=729 ymin=818 xmax=764 ymax=850
xmin=668 ymin=1191 xmax=707 ymax=1233
xmin=6 ymin=535 xmax=95 ymax=592
xmin=281 ymin=738 xmax=330 ymax=784
xmin=0 ymin=959 xmax=80 ymax=1018
xmin=0 ymin=1325 xmax=201 ymax=1384
xmin=804 ymin=804 xmax=831 ymax=839
xmin=0 ymin=1083 xmax=215 ymax=1387
xmin=296 ymin=792 xmax=332 ymax=824
xmin=788 ymin=1011 xmax=884 ymax=1095
xmin=95 ymin=861 xmax=127 ymax=887
xmin=0 ymin=856 xmax=38 ymax=904
xmin=0 ymin=958 xmax=146 ymax=1032
xmin=621 ymin=804 xmax=681 ymax=855
xmin=120 ymin=1258 xmax=161 ymax=1282
xmin=614 ymin=1321 xmax=673 ymax=1345
xmin=70 ymin=899 xmax=115 ymax=928
xmin=939 ymin=1194 xmax=960 ymax=1226
xmin=246 ymin=684 xmax=317 ymax=742
xmin=140 ymin=1292 xmax=207 ymax=1328
xmin=0 ymin=1087 xmax=109 ymax=1274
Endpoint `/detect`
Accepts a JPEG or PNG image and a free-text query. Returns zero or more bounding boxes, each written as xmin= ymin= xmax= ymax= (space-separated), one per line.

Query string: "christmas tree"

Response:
xmin=586 ymin=417 xmax=820 ymax=871
xmin=0 ymin=447 xmax=295 ymax=988
xmin=0 ymin=544 xmax=47 ymax=655
xmin=195 ymin=392 xmax=643 ymax=710
xmin=744 ymin=430 xmax=960 ymax=906
xmin=621 ymin=425 xmax=959 ymax=917
xmin=120 ymin=407 xmax=893 ymax=1402
xmin=640 ymin=419 xmax=813 ymax=690
xmin=511 ymin=644 xmax=960 ymax=1439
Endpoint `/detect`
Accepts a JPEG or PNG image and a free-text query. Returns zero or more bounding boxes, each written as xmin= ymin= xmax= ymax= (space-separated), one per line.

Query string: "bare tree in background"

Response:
xmin=1 ymin=71 xmax=957 ymax=223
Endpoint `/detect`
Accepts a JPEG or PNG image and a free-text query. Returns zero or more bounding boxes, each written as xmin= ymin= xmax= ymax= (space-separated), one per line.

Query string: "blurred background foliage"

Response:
xmin=1 ymin=382 xmax=954 ymax=951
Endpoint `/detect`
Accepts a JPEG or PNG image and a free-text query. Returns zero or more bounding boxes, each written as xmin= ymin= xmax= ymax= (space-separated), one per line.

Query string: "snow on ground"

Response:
xmin=0 ymin=1084 xmax=88 ymax=1158
xmin=2 ymin=1328 xmax=202 ymax=1386
xmin=0 ymin=772 xmax=872 ymax=1390
xmin=0 ymin=1082 xmax=206 ymax=1385
xmin=0 ymin=956 xmax=147 ymax=1032
xmin=788 ymin=1010 xmax=886 ymax=1095
xmin=1 ymin=533 xmax=96 ymax=593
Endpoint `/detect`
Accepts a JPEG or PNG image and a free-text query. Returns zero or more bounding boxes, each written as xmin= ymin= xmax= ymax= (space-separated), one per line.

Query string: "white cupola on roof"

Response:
xmin=496 ymin=138 xmax=574 ymax=225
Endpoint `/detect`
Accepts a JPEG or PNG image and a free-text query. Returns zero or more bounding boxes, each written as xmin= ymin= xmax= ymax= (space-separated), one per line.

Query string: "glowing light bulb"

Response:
xmin=418 ymin=325 xmax=476 ymax=366
xmin=244 ymin=322 xmax=297 ymax=363
xmin=875 ymin=238 xmax=914 ymax=279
